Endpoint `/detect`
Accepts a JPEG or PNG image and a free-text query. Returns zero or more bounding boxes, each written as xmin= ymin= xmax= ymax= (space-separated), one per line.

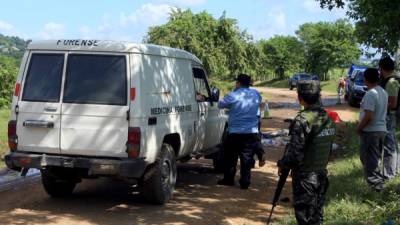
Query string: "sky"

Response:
xmin=0 ymin=0 xmax=347 ymax=42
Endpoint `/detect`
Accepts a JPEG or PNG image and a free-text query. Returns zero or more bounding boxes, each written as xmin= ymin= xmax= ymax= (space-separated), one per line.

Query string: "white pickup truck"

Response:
xmin=5 ymin=40 xmax=228 ymax=204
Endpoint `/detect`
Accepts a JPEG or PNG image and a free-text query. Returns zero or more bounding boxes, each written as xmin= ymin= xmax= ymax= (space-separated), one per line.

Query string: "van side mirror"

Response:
xmin=211 ymin=87 xmax=220 ymax=102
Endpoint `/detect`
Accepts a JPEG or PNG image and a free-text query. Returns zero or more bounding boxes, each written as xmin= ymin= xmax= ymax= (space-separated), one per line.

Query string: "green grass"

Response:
xmin=0 ymin=108 xmax=9 ymax=168
xmin=278 ymin=123 xmax=400 ymax=225
xmin=321 ymin=79 xmax=340 ymax=94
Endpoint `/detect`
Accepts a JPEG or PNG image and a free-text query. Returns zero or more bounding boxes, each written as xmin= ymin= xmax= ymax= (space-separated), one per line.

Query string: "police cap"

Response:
xmin=297 ymin=80 xmax=321 ymax=95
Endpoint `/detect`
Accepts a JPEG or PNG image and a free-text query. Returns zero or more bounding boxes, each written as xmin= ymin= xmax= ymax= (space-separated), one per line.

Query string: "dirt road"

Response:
xmin=0 ymin=88 xmax=358 ymax=225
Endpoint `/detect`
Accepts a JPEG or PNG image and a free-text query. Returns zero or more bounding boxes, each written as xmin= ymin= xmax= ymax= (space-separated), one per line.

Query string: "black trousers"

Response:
xmin=292 ymin=171 xmax=329 ymax=225
xmin=222 ymin=133 xmax=260 ymax=187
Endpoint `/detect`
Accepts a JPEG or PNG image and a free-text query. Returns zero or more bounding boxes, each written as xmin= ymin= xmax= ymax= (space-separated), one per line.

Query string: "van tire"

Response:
xmin=41 ymin=170 xmax=77 ymax=198
xmin=142 ymin=144 xmax=177 ymax=204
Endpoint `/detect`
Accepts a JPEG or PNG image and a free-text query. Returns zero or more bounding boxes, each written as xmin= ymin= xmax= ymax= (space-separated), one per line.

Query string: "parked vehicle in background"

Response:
xmin=346 ymin=69 xmax=367 ymax=107
xmin=347 ymin=64 xmax=368 ymax=79
xmin=5 ymin=40 xmax=228 ymax=204
xmin=288 ymin=73 xmax=319 ymax=90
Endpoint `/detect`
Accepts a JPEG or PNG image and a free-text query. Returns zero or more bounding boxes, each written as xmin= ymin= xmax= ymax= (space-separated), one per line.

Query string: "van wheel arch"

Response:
xmin=162 ymin=133 xmax=181 ymax=157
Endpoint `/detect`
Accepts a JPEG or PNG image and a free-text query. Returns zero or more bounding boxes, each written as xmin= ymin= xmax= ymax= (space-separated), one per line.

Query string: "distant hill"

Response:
xmin=0 ymin=34 xmax=30 ymax=59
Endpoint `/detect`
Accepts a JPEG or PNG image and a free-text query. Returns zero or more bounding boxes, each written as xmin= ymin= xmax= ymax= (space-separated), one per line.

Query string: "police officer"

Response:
xmin=217 ymin=74 xmax=262 ymax=189
xmin=379 ymin=56 xmax=400 ymax=178
xmin=277 ymin=80 xmax=336 ymax=225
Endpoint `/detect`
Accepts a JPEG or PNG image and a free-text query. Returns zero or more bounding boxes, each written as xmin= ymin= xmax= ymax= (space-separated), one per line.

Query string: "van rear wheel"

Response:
xmin=41 ymin=170 xmax=77 ymax=198
xmin=142 ymin=144 xmax=177 ymax=204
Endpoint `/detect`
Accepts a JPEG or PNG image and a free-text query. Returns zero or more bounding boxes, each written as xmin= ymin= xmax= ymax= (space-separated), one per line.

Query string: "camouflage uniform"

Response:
xmin=278 ymin=81 xmax=336 ymax=225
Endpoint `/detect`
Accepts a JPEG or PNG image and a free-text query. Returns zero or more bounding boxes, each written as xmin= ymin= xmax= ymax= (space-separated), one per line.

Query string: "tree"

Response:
xmin=317 ymin=0 xmax=400 ymax=54
xmin=259 ymin=36 xmax=305 ymax=79
xmin=145 ymin=9 xmax=262 ymax=80
xmin=296 ymin=19 xmax=361 ymax=80
xmin=0 ymin=56 xmax=18 ymax=108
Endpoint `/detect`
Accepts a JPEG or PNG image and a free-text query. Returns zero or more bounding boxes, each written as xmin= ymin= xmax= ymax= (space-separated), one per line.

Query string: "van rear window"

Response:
xmin=22 ymin=54 xmax=64 ymax=102
xmin=63 ymin=55 xmax=127 ymax=105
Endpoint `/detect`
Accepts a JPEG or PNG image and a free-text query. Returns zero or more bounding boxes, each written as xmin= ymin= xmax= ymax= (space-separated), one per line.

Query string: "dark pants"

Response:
xmin=292 ymin=171 xmax=329 ymax=225
xmin=360 ymin=131 xmax=386 ymax=190
xmin=383 ymin=114 xmax=398 ymax=179
xmin=222 ymin=133 xmax=260 ymax=187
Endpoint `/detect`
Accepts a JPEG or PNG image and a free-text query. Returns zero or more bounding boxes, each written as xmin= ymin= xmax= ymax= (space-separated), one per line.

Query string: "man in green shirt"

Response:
xmin=379 ymin=56 xmax=400 ymax=179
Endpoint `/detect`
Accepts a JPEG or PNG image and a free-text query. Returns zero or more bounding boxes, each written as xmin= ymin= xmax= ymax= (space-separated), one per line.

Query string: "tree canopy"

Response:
xmin=259 ymin=36 xmax=305 ymax=80
xmin=296 ymin=19 xmax=361 ymax=79
xmin=146 ymin=9 xmax=361 ymax=82
xmin=317 ymin=0 xmax=400 ymax=54
xmin=145 ymin=9 xmax=259 ymax=79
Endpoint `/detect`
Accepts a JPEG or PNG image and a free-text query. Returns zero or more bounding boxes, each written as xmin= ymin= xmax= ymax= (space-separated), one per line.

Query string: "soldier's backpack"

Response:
xmin=380 ymin=75 xmax=400 ymax=125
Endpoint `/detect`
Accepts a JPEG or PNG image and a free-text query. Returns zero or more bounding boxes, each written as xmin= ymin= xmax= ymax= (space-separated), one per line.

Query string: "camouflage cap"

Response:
xmin=297 ymin=80 xmax=321 ymax=95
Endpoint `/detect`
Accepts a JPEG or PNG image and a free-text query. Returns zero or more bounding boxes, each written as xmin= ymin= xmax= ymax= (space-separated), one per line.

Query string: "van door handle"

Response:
xmin=44 ymin=107 xmax=57 ymax=112
xmin=23 ymin=120 xmax=54 ymax=128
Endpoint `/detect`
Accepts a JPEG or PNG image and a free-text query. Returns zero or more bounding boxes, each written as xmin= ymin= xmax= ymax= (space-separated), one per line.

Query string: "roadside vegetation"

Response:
xmin=256 ymin=79 xmax=340 ymax=94
xmin=278 ymin=122 xmax=400 ymax=225
xmin=146 ymin=10 xmax=362 ymax=93
xmin=0 ymin=109 xmax=9 ymax=167
xmin=254 ymin=67 xmax=348 ymax=94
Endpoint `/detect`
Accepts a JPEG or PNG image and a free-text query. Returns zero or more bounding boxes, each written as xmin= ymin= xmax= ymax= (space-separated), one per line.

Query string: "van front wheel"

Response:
xmin=41 ymin=170 xmax=77 ymax=198
xmin=142 ymin=144 xmax=177 ymax=204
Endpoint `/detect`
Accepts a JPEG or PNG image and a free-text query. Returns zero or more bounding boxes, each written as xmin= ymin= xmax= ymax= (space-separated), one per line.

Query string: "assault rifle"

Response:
xmin=266 ymin=167 xmax=290 ymax=225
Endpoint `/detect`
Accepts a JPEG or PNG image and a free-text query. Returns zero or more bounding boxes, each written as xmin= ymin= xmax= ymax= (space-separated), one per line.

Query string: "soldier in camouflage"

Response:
xmin=277 ymin=80 xmax=336 ymax=225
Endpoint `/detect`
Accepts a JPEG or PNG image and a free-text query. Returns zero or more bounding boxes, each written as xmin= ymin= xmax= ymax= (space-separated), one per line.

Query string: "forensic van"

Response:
xmin=5 ymin=40 xmax=228 ymax=204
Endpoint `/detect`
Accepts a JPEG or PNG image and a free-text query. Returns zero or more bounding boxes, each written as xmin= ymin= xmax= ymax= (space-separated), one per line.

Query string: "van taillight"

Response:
xmin=127 ymin=127 xmax=140 ymax=158
xmin=8 ymin=120 xmax=17 ymax=151
xmin=14 ymin=83 xmax=21 ymax=97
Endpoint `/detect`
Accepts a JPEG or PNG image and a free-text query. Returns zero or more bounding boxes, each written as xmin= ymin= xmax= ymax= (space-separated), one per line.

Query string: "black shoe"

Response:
xmin=218 ymin=179 xmax=234 ymax=186
xmin=239 ymin=182 xmax=249 ymax=189
xmin=240 ymin=185 xmax=249 ymax=190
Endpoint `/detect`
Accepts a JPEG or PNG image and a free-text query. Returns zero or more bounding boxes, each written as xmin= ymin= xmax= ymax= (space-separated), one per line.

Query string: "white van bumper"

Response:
xmin=5 ymin=152 xmax=147 ymax=178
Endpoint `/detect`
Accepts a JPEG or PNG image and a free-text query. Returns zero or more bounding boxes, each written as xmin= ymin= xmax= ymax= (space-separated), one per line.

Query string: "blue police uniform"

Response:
xmin=218 ymin=87 xmax=262 ymax=188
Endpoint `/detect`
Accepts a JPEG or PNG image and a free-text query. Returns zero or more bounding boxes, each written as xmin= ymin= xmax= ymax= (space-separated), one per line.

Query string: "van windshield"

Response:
xmin=63 ymin=54 xmax=127 ymax=105
xmin=22 ymin=54 xmax=64 ymax=102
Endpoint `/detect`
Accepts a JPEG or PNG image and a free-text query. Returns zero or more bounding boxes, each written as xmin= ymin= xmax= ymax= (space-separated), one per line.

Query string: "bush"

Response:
xmin=0 ymin=56 xmax=18 ymax=108
xmin=209 ymin=79 xmax=235 ymax=96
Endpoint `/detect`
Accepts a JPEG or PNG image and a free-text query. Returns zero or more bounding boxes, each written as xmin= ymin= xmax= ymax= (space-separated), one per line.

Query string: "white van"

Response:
xmin=5 ymin=40 xmax=228 ymax=204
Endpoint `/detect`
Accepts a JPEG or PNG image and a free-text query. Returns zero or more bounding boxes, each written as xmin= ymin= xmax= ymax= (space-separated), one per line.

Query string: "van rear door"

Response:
xmin=60 ymin=54 xmax=129 ymax=157
xmin=17 ymin=53 xmax=65 ymax=154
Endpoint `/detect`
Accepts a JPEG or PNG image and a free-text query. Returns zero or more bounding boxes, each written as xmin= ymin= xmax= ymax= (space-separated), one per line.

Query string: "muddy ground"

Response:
xmin=0 ymin=87 xmax=359 ymax=225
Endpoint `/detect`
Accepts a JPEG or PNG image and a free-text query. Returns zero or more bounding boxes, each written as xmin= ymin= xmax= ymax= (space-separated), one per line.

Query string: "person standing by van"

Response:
xmin=379 ymin=56 xmax=400 ymax=179
xmin=217 ymin=74 xmax=262 ymax=189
